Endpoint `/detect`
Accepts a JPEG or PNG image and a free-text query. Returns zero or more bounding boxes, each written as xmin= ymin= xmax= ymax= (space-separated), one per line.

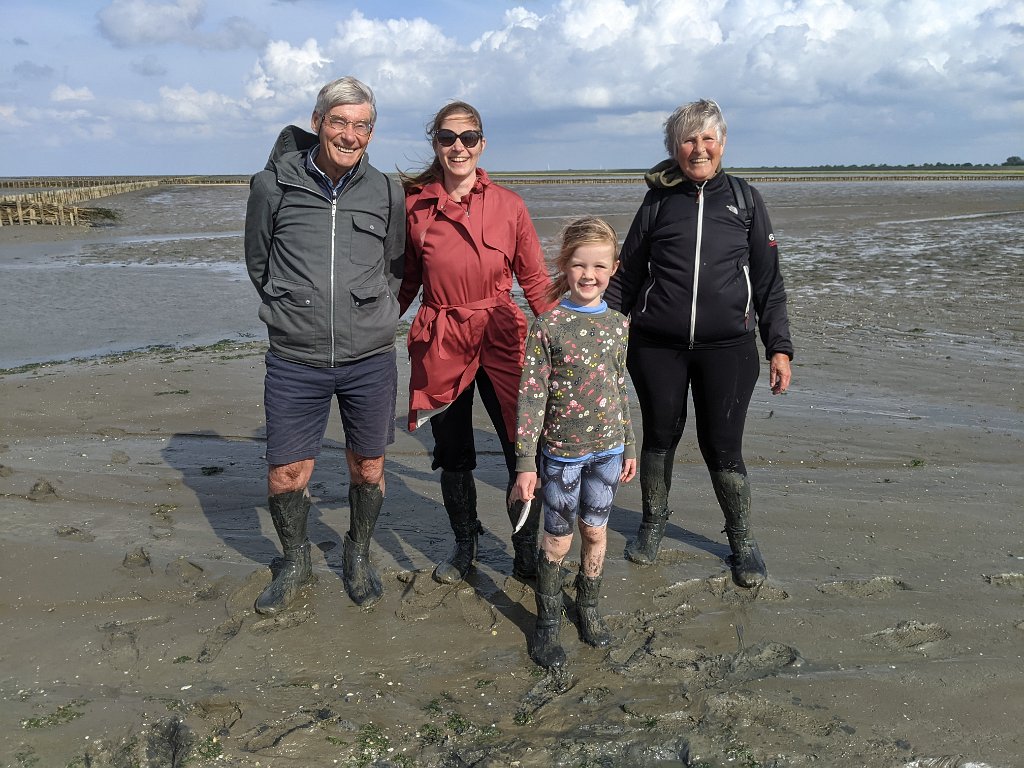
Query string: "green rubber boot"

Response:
xmin=255 ymin=489 xmax=313 ymax=615
xmin=343 ymin=483 xmax=384 ymax=606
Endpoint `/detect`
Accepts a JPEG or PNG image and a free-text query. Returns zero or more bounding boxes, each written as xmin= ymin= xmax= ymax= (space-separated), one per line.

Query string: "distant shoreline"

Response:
xmin=2 ymin=168 xmax=1024 ymax=189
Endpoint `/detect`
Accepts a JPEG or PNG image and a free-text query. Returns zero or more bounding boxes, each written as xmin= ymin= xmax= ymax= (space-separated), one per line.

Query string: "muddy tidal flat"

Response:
xmin=1 ymin=180 xmax=1023 ymax=767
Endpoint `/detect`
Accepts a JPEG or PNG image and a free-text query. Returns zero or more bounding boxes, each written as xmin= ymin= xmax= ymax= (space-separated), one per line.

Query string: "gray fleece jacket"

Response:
xmin=244 ymin=126 xmax=405 ymax=367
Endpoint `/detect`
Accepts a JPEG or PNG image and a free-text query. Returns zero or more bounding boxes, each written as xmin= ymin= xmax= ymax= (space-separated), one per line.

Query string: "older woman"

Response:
xmin=399 ymin=101 xmax=553 ymax=583
xmin=604 ymin=98 xmax=793 ymax=588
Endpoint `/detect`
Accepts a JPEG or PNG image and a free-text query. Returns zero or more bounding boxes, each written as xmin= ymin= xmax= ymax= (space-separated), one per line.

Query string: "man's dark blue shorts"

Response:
xmin=263 ymin=349 xmax=397 ymax=466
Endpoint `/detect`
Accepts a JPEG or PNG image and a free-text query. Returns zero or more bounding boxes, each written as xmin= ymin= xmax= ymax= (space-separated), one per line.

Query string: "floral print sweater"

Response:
xmin=515 ymin=301 xmax=636 ymax=472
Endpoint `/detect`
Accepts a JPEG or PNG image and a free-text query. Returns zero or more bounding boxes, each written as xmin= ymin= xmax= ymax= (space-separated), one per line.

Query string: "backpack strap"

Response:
xmin=726 ymin=174 xmax=754 ymax=235
xmin=640 ymin=188 xmax=662 ymax=241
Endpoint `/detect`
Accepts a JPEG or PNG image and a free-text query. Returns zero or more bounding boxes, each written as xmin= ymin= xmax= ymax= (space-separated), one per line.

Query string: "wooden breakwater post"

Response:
xmin=0 ymin=179 xmax=159 ymax=227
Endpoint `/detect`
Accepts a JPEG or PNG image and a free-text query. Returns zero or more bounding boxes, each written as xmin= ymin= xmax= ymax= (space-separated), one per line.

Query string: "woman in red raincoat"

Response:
xmin=399 ymin=101 xmax=553 ymax=584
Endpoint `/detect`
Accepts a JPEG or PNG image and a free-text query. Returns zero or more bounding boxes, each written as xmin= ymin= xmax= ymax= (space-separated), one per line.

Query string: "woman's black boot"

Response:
xmin=510 ymin=504 xmax=540 ymax=579
xmin=434 ymin=470 xmax=482 ymax=584
xmin=710 ymin=470 xmax=767 ymax=588
xmin=624 ymin=449 xmax=673 ymax=565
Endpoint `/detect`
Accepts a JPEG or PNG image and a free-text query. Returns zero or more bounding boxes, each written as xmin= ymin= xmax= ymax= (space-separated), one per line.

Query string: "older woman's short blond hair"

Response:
xmin=664 ymin=99 xmax=727 ymax=156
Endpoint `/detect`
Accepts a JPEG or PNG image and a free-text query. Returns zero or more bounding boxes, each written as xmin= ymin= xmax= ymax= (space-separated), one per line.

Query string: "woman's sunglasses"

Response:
xmin=435 ymin=129 xmax=484 ymax=148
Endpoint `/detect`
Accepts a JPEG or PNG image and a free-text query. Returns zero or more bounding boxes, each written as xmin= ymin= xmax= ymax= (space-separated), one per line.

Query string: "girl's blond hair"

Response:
xmin=546 ymin=216 xmax=619 ymax=303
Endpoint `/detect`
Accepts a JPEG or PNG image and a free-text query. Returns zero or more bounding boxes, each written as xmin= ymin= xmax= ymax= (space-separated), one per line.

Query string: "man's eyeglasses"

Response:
xmin=435 ymin=129 xmax=483 ymax=148
xmin=322 ymin=116 xmax=373 ymax=137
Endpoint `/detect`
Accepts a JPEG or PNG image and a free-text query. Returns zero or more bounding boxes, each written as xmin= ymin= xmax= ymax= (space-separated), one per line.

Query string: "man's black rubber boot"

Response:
xmin=624 ymin=449 xmax=674 ymax=565
xmin=434 ymin=470 xmax=482 ymax=584
xmin=343 ymin=483 xmax=384 ymax=606
xmin=255 ymin=489 xmax=313 ymax=615
xmin=711 ymin=469 xmax=768 ymax=588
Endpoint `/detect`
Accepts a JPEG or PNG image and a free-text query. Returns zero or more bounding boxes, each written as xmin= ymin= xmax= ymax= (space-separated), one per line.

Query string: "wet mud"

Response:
xmin=2 ymin=181 xmax=1023 ymax=766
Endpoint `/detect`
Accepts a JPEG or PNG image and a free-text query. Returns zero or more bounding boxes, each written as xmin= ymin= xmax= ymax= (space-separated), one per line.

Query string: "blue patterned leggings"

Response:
xmin=540 ymin=452 xmax=623 ymax=536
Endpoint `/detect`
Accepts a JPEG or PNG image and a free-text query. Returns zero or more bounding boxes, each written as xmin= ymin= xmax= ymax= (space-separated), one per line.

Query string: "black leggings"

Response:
xmin=429 ymin=367 xmax=516 ymax=480
xmin=627 ymin=338 xmax=759 ymax=474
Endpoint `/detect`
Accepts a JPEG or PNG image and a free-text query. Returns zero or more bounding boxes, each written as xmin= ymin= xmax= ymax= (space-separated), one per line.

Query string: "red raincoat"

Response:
xmin=398 ymin=169 xmax=554 ymax=438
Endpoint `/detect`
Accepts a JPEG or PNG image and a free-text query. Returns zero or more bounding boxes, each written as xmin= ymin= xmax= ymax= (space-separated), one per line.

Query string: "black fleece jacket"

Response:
xmin=605 ymin=163 xmax=793 ymax=360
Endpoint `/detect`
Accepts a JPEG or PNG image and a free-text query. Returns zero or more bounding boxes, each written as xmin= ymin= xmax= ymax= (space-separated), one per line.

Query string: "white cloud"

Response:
xmin=97 ymin=0 xmax=204 ymax=47
xmin=244 ymin=39 xmax=331 ymax=104
xmin=472 ymin=7 xmax=542 ymax=52
xmin=50 ymin=84 xmax=95 ymax=102
xmin=123 ymin=84 xmax=245 ymax=124
xmin=0 ymin=104 xmax=29 ymax=128
xmin=330 ymin=10 xmax=453 ymax=57
xmin=96 ymin=0 xmax=263 ymax=49
xmin=559 ymin=0 xmax=639 ymax=51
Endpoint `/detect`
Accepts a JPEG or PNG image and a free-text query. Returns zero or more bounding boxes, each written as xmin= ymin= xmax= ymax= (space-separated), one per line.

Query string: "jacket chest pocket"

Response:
xmin=348 ymin=212 xmax=387 ymax=266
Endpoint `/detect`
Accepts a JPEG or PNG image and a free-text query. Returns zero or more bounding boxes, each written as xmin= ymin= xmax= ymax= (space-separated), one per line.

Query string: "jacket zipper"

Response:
xmin=639 ymin=263 xmax=656 ymax=314
xmin=329 ymin=197 xmax=337 ymax=366
xmin=742 ymin=264 xmax=752 ymax=330
xmin=689 ymin=182 xmax=707 ymax=349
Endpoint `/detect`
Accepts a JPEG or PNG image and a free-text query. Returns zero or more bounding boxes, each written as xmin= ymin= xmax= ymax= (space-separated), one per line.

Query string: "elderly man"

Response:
xmin=244 ymin=76 xmax=405 ymax=613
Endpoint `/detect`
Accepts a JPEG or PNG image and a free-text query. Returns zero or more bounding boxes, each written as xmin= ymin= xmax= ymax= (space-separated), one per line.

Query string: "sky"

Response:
xmin=1 ymin=0 xmax=1022 ymax=176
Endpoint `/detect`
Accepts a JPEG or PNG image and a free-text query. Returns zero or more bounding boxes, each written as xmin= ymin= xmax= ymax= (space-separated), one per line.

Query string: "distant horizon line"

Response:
xmin=3 ymin=163 xmax=1023 ymax=181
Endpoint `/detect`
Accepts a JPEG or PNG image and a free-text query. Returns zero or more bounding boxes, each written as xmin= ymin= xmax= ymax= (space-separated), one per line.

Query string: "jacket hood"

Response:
xmin=644 ymin=158 xmax=686 ymax=190
xmin=644 ymin=158 xmax=727 ymax=191
xmin=265 ymin=125 xmax=319 ymax=171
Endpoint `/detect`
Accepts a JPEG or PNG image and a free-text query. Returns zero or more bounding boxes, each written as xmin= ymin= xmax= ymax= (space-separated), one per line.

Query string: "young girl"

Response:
xmin=512 ymin=216 xmax=637 ymax=668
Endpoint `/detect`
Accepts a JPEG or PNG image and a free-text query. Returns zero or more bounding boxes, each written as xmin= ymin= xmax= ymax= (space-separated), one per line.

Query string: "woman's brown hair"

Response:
xmin=400 ymin=101 xmax=484 ymax=190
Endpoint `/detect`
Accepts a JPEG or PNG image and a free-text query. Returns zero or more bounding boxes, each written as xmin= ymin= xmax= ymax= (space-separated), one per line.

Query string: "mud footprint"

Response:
xmin=101 ymin=626 xmax=140 ymax=675
xmin=27 ymin=478 xmax=59 ymax=501
xmin=703 ymin=689 xmax=843 ymax=737
xmin=394 ymin=569 xmax=451 ymax=622
xmin=727 ymin=641 xmax=804 ymax=683
xmin=56 ymin=525 xmax=95 ymax=542
xmin=817 ymin=575 xmax=909 ymax=597
xmin=653 ymin=575 xmax=787 ymax=609
xmin=456 ymin=586 xmax=500 ymax=631
xmin=867 ymin=619 xmax=950 ymax=651
xmin=197 ymin=618 xmax=243 ymax=663
xmin=651 ymin=547 xmax=707 ymax=566
xmin=150 ymin=507 xmax=176 ymax=539
xmin=250 ymin=607 xmax=315 ymax=634
xmin=239 ymin=710 xmax=330 ymax=752
xmin=121 ymin=546 xmax=154 ymax=574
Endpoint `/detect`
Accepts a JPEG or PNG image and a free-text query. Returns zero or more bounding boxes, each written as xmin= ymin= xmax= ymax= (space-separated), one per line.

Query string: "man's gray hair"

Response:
xmin=314 ymin=76 xmax=377 ymax=125
xmin=664 ymin=99 xmax=726 ymax=156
